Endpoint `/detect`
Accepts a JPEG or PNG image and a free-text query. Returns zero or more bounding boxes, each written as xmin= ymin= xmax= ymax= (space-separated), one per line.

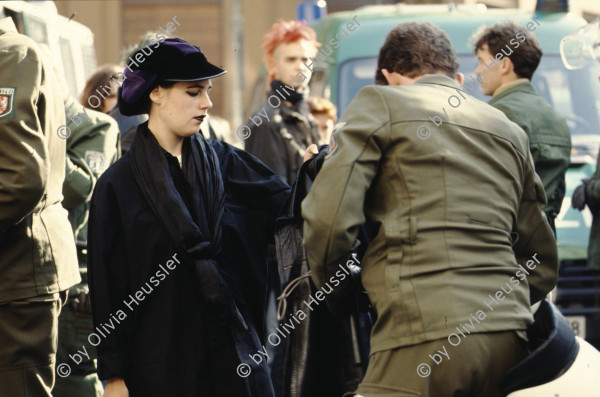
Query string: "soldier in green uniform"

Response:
xmin=0 ymin=17 xmax=80 ymax=396
xmin=302 ymin=22 xmax=559 ymax=397
xmin=472 ymin=21 xmax=572 ymax=233
xmin=53 ymin=95 xmax=120 ymax=397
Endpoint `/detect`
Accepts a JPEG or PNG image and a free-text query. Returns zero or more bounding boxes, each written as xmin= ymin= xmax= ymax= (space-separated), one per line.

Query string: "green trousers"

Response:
xmin=0 ymin=292 xmax=65 ymax=397
xmin=354 ymin=331 xmax=528 ymax=397
xmin=53 ymin=289 xmax=103 ymax=397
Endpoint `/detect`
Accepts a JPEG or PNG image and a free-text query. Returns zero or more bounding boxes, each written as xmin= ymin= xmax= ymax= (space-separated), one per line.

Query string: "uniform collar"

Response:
xmin=492 ymin=78 xmax=531 ymax=97
xmin=413 ymin=74 xmax=461 ymax=90
xmin=489 ymin=80 xmax=535 ymax=106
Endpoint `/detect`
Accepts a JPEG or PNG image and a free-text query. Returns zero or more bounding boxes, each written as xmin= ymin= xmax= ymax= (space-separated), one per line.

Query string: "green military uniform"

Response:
xmin=54 ymin=95 xmax=120 ymax=397
xmin=0 ymin=18 xmax=80 ymax=396
xmin=488 ymin=80 xmax=572 ymax=222
xmin=302 ymin=75 xmax=559 ymax=396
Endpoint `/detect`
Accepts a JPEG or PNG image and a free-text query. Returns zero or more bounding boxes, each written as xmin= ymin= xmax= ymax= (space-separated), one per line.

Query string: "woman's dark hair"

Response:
xmin=375 ymin=22 xmax=459 ymax=85
xmin=471 ymin=21 xmax=542 ymax=80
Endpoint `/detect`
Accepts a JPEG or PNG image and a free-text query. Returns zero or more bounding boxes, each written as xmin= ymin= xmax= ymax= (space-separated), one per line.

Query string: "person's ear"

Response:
xmin=265 ymin=46 xmax=279 ymax=81
xmin=381 ymin=69 xmax=404 ymax=86
xmin=454 ymin=72 xmax=465 ymax=86
xmin=149 ymin=85 xmax=163 ymax=105
xmin=266 ymin=58 xmax=277 ymax=81
xmin=499 ymin=56 xmax=514 ymax=76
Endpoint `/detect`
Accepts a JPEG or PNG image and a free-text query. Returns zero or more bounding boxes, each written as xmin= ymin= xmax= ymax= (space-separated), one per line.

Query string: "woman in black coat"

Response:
xmin=87 ymin=38 xmax=290 ymax=397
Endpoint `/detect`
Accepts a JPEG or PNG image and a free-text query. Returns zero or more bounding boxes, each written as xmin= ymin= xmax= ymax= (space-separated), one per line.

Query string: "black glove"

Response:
xmin=572 ymin=179 xmax=590 ymax=211
xmin=305 ymin=145 xmax=329 ymax=181
xmin=585 ymin=179 xmax=599 ymax=214
xmin=325 ymin=258 xmax=363 ymax=316
xmin=572 ymin=178 xmax=600 ymax=213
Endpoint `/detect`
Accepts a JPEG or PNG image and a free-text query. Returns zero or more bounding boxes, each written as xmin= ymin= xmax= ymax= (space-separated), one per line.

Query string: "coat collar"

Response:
xmin=413 ymin=74 xmax=462 ymax=90
xmin=492 ymin=78 xmax=531 ymax=97
xmin=489 ymin=81 xmax=536 ymax=105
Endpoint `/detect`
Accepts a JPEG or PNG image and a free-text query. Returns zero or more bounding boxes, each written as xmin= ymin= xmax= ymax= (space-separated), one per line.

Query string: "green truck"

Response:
xmin=305 ymin=3 xmax=600 ymax=348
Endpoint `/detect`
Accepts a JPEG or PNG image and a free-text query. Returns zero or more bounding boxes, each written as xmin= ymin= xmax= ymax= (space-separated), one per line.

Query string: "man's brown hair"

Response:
xmin=375 ymin=22 xmax=459 ymax=85
xmin=471 ymin=21 xmax=542 ymax=80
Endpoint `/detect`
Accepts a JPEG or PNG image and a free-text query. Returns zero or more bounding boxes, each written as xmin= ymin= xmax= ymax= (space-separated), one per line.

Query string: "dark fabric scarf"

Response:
xmin=129 ymin=123 xmax=276 ymax=396
xmin=270 ymin=79 xmax=309 ymax=114
xmin=129 ymin=123 xmax=245 ymax=329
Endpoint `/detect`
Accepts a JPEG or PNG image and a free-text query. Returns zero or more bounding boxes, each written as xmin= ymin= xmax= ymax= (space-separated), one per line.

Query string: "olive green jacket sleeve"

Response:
xmin=302 ymin=87 xmax=390 ymax=290
xmin=62 ymin=97 xmax=121 ymax=241
xmin=0 ymin=22 xmax=48 ymax=231
xmin=489 ymin=83 xmax=562 ymax=301
xmin=512 ymin=150 xmax=560 ymax=304
xmin=63 ymin=96 xmax=95 ymax=209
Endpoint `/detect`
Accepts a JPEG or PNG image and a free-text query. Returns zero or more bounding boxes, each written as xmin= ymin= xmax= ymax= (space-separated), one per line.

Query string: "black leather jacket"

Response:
xmin=274 ymin=147 xmax=373 ymax=397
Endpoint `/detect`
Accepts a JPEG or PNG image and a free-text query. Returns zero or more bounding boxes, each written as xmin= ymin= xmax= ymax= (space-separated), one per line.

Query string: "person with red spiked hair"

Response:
xmin=243 ymin=20 xmax=320 ymax=397
xmin=244 ymin=19 xmax=320 ymax=185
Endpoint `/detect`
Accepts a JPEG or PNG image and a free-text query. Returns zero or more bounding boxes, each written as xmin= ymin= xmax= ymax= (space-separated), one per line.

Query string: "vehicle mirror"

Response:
xmin=561 ymin=18 xmax=600 ymax=70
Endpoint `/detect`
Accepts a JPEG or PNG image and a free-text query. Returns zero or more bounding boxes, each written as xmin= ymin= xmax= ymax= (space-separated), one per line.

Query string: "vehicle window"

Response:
xmin=60 ymin=39 xmax=78 ymax=98
xmin=25 ymin=15 xmax=48 ymax=45
xmin=337 ymin=57 xmax=377 ymax=118
xmin=310 ymin=68 xmax=330 ymax=104
xmin=81 ymin=43 xmax=97 ymax=82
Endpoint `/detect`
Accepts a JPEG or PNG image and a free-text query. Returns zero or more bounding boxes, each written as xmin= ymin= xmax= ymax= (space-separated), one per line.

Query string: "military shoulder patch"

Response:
xmin=0 ymin=87 xmax=16 ymax=119
xmin=85 ymin=150 xmax=106 ymax=175
xmin=326 ymin=121 xmax=346 ymax=158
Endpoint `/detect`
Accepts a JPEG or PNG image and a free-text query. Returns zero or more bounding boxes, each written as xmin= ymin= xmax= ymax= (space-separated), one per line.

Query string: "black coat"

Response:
xmin=88 ymin=136 xmax=290 ymax=396
xmin=244 ymin=90 xmax=319 ymax=185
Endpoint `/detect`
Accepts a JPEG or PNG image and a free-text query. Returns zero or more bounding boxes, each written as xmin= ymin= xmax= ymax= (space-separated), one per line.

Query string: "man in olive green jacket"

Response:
xmin=302 ymin=22 xmax=558 ymax=397
xmin=0 ymin=17 xmax=80 ymax=396
xmin=54 ymin=95 xmax=121 ymax=397
xmin=472 ymin=22 xmax=571 ymax=233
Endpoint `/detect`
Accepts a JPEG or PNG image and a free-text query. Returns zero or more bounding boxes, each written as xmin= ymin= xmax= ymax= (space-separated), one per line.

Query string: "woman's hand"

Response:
xmin=103 ymin=377 xmax=129 ymax=397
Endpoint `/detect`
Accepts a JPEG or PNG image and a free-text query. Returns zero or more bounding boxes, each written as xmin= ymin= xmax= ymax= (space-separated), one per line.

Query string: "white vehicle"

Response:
xmin=0 ymin=0 xmax=97 ymax=98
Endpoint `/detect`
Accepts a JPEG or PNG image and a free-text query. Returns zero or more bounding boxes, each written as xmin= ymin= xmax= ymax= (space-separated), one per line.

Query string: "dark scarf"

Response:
xmin=129 ymin=123 xmax=246 ymax=330
xmin=270 ymin=79 xmax=309 ymax=114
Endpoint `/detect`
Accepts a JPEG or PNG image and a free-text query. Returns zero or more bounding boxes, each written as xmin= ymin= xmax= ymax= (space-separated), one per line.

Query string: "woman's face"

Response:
xmin=149 ymin=80 xmax=213 ymax=137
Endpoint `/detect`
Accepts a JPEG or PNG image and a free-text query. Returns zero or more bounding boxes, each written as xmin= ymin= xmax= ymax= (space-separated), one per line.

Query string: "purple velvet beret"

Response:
xmin=118 ymin=38 xmax=226 ymax=116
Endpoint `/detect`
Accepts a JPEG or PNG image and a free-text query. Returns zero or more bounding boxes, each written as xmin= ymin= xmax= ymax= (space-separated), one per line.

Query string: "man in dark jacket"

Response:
xmin=0 ymin=17 xmax=80 ymax=396
xmin=243 ymin=21 xmax=320 ymax=397
xmin=244 ymin=19 xmax=320 ymax=185
xmin=472 ymin=21 xmax=571 ymax=233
